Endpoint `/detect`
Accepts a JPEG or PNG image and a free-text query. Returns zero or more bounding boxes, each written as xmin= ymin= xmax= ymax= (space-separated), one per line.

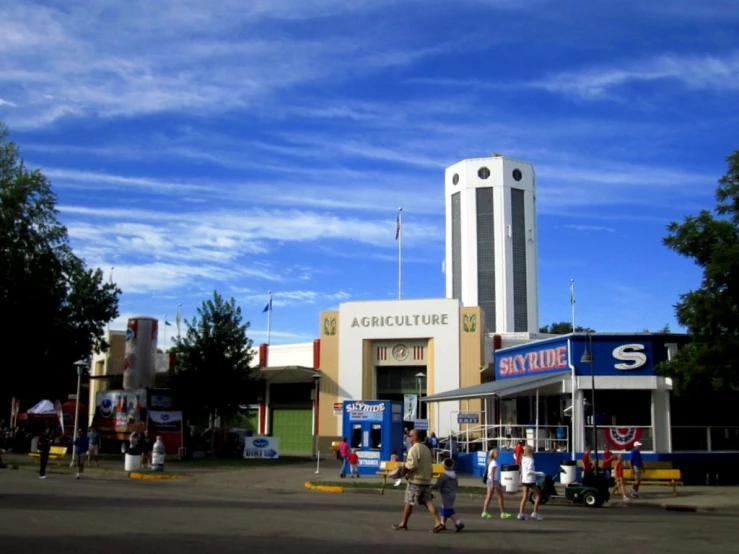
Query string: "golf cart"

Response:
xmin=531 ymin=471 xmax=614 ymax=508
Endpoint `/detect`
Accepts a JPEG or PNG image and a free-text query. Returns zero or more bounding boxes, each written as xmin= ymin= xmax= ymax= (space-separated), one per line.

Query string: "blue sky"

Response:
xmin=1 ymin=0 xmax=737 ymax=347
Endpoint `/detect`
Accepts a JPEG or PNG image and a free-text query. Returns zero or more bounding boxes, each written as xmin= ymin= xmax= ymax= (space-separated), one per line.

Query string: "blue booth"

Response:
xmin=342 ymin=400 xmax=404 ymax=476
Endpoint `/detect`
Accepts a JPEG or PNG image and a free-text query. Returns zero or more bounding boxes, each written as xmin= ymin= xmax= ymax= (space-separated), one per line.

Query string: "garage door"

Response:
xmin=271 ymin=408 xmax=312 ymax=454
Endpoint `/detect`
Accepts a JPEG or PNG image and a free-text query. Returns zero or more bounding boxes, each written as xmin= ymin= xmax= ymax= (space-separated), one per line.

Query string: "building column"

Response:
xmin=572 ymin=388 xmax=585 ymax=454
xmin=651 ymin=389 xmax=672 ymax=453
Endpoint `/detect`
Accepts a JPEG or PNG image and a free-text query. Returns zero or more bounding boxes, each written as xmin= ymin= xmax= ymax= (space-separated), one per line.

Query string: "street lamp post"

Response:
xmin=579 ymin=333 xmax=598 ymax=473
xmin=70 ymin=359 xmax=89 ymax=467
xmin=415 ymin=372 xmax=426 ymax=422
xmin=312 ymin=373 xmax=322 ymax=461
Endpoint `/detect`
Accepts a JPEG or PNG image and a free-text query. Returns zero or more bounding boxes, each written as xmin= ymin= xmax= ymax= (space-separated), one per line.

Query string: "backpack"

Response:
xmin=482 ymin=471 xmax=488 ymax=485
xmin=336 ymin=447 xmax=342 ymax=460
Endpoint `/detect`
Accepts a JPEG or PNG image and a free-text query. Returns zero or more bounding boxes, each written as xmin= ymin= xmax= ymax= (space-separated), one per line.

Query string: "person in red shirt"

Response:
xmin=582 ymin=446 xmax=594 ymax=480
xmin=347 ymin=449 xmax=360 ymax=478
xmin=601 ymin=445 xmax=614 ymax=478
xmin=612 ymin=454 xmax=628 ymax=500
xmin=513 ymin=440 xmax=524 ymax=466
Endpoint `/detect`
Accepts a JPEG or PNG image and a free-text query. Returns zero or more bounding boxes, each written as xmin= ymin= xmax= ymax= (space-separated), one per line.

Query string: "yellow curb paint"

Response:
xmin=129 ymin=472 xmax=189 ymax=481
xmin=304 ymin=481 xmax=343 ymax=493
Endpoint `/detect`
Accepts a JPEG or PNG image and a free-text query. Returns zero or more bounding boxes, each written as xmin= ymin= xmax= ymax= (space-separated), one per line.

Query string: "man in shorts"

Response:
xmin=391 ymin=429 xmax=443 ymax=533
xmin=629 ymin=441 xmax=644 ymax=498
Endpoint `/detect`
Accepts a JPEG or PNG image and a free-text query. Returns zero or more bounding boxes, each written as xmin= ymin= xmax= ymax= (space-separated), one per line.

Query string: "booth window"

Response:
xmin=351 ymin=424 xmax=362 ymax=449
xmin=371 ymin=424 xmax=382 ymax=450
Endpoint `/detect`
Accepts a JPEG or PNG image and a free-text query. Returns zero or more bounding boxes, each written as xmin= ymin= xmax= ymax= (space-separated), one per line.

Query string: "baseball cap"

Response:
xmin=633 ymin=441 xmax=642 ymax=447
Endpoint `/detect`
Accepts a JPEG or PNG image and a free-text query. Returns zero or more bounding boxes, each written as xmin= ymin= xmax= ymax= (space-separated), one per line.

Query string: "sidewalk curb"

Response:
xmin=304 ymin=481 xmax=343 ymax=494
xmin=129 ymin=471 xmax=190 ymax=481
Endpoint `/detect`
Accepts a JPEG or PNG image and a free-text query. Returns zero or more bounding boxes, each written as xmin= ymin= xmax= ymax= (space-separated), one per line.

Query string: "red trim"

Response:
xmin=259 ymin=343 xmax=268 ymax=367
xmin=313 ymin=339 xmax=320 ymax=369
xmin=493 ymin=335 xmax=502 ymax=350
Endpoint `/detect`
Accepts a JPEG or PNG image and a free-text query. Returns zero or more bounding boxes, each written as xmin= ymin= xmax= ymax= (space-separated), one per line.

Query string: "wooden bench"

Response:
xmin=28 ymin=446 xmax=69 ymax=470
xmin=622 ymin=468 xmax=683 ymax=496
xmin=376 ymin=461 xmax=446 ymax=494
xmin=576 ymin=460 xmax=673 ymax=470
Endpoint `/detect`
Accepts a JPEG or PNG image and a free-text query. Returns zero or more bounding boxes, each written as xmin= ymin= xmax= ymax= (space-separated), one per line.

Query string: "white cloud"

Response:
xmin=531 ymin=52 xmax=739 ymax=100
xmin=564 ymin=225 xmax=616 ymax=233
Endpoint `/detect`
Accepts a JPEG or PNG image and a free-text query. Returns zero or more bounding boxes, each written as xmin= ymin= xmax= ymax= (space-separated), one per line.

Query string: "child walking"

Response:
xmin=518 ymin=445 xmax=544 ymax=520
xmin=348 ymin=448 xmax=360 ymax=478
xmin=481 ymin=449 xmax=512 ymax=519
xmin=431 ymin=458 xmax=464 ymax=532
xmin=73 ymin=428 xmax=90 ymax=480
xmin=612 ymin=453 xmax=628 ymax=500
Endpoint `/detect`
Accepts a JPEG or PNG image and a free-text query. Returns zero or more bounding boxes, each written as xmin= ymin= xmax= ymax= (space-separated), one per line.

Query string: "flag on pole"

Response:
xmin=570 ymin=279 xmax=576 ymax=306
xmin=262 ymin=297 xmax=272 ymax=313
xmin=395 ymin=211 xmax=401 ymax=240
xmin=165 ymin=319 xmax=172 ymax=326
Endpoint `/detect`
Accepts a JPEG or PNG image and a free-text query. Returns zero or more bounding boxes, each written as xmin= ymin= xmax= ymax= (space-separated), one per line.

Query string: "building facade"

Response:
xmin=444 ymin=154 xmax=539 ymax=334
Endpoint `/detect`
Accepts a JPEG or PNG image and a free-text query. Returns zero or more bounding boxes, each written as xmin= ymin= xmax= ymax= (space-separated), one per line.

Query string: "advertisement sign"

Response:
xmin=356 ymin=450 xmax=381 ymax=468
xmin=333 ymin=402 xmax=343 ymax=415
xmin=346 ymin=401 xmax=386 ymax=422
xmin=414 ymin=419 xmax=429 ymax=431
xmin=148 ymin=411 xmax=182 ymax=432
xmin=95 ymin=389 xmax=147 ymax=433
xmin=243 ymin=437 xmax=280 ymax=459
xmin=148 ymin=390 xmax=175 ymax=410
xmin=457 ymin=413 xmax=479 ymax=425
xmin=496 ymin=339 xmax=569 ymax=380
xmin=403 ymin=395 xmax=417 ymax=421
xmin=53 ymin=400 xmax=64 ymax=435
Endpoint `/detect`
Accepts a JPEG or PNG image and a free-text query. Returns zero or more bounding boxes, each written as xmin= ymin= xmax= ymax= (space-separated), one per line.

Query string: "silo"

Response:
xmin=123 ymin=316 xmax=159 ymax=390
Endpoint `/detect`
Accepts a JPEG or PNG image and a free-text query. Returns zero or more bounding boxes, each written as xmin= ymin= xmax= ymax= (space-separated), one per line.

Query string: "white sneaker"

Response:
xmin=39 ymin=475 xmax=46 ymax=480
xmin=530 ymin=512 xmax=543 ymax=521
xmin=517 ymin=513 xmax=528 ymax=520
xmin=75 ymin=473 xmax=80 ymax=479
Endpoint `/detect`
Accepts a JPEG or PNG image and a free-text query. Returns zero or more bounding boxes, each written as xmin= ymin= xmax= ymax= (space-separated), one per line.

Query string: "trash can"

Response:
xmin=124 ymin=453 xmax=141 ymax=472
xmin=560 ymin=460 xmax=577 ymax=485
xmin=500 ymin=464 xmax=520 ymax=493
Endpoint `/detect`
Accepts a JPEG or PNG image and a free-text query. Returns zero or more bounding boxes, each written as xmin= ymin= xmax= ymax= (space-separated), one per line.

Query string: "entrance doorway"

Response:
xmin=376 ymin=365 xmax=427 ymax=419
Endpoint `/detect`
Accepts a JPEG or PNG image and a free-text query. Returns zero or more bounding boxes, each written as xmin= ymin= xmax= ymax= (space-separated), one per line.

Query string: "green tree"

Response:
xmin=172 ymin=291 xmax=258 ymax=452
xmin=659 ymin=150 xmax=739 ymax=394
xmin=0 ymin=122 xmax=120 ymax=406
xmin=539 ymin=321 xmax=595 ymax=334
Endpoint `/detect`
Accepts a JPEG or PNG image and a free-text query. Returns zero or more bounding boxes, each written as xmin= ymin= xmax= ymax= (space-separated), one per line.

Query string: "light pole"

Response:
xmin=415 ymin=372 xmax=426 ymax=421
xmin=70 ymin=359 xmax=89 ymax=467
xmin=312 ymin=372 xmax=322 ymax=461
xmin=579 ymin=333 xmax=598 ymax=473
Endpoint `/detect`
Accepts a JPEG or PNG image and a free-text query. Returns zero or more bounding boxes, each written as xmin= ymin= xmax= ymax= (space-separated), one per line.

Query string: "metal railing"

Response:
xmin=671 ymin=426 xmax=739 ymax=452
xmin=435 ymin=424 xmax=570 ymax=460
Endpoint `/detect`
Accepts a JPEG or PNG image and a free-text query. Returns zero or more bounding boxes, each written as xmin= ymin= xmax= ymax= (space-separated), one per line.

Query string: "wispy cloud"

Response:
xmin=531 ymin=52 xmax=739 ymax=100
xmin=564 ymin=225 xmax=616 ymax=233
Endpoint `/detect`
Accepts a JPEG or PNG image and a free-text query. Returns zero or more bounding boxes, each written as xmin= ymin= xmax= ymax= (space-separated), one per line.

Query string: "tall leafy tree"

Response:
xmin=659 ymin=150 xmax=739 ymax=394
xmin=539 ymin=321 xmax=595 ymax=334
xmin=0 ymin=122 xmax=120 ymax=407
xmin=172 ymin=291 xmax=258 ymax=451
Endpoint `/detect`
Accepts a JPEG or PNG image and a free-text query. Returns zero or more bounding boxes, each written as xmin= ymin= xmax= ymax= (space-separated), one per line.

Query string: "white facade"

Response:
xmin=266 ymin=342 xmax=314 ymax=367
xmin=444 ymin=154 xmax=539 ymax=334
xmin=337 ymin=298 xmax=461 ymax=437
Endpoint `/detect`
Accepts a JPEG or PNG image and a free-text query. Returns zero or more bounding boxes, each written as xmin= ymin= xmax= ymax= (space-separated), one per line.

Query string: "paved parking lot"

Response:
xmin=1 ymin=468 xmax=737 ymax=554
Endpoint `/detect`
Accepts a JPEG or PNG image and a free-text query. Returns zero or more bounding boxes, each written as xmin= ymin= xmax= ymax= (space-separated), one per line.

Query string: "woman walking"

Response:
xmin=518 ymin=445 xmax=544 ymax=520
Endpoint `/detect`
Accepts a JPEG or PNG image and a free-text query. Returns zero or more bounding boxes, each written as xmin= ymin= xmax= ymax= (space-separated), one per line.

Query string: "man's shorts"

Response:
xmin=633 ymin=466 xmax=644 ymax=481
xmin=88 ymin=446 xmax=99 ymax=456
xmin=404 ymin=483 xmax=433 ymax=506
xmin=440 ymin=507 xmax=455 ymax=518
xmin=487 ymin=479 xmax=501 ymax=490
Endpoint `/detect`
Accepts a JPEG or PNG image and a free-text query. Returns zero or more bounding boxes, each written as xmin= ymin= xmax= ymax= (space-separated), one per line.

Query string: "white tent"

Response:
xmin=26 ymin=399 xmax=55 ymax=415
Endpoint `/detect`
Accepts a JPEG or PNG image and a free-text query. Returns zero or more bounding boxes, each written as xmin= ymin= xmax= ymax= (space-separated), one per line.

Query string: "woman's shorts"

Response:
xmin=521 ymin=482 xmax=537 ymax=488
xmin=487 ymin=480 xmax=501 ymax=490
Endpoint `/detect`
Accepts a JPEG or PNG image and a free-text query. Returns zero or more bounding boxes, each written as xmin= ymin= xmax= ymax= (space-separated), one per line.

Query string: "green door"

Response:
xmin=271 ymin=408 xmax=312 ymax=454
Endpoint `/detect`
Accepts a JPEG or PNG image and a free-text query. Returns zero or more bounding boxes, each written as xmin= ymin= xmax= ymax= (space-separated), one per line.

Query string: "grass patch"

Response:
xmin=314 ymin=480 xmax=487 ymax=495
xmin=167 ymin=456 xmax=312 ymax=470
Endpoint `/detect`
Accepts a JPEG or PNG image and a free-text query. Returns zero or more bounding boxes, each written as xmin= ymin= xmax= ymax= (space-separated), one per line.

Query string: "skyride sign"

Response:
xmin=495 ymin=340 xmax=568 ymax=380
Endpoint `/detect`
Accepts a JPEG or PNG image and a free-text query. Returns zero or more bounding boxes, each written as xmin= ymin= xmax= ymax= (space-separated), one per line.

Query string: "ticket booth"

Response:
xmin=342 ymin=400 xmax=404 ymax=476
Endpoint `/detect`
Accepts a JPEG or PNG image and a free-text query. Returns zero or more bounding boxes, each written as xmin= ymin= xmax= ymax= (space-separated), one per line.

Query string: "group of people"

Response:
xmin=386 ymin=429 xmax=548 ymax=533
xmin=581 ymin=441 xmax=645 ymax=499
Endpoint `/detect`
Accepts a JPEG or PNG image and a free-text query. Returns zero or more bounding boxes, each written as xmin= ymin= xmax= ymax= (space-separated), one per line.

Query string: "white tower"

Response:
xmin=444 ymin=154 xmax=539 ymax=334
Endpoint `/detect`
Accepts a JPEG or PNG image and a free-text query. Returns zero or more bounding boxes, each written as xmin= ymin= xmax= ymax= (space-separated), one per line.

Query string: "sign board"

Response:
xmin=414 ymin=419 xmax=429 ymax=431
xmin=457 ymin=413 xmax=480 ymax=425
xmin=403 ymin=394 xmax=417 ymax=421
xmin=333 ymin=402 xmax=343 ymax=415
xmin=356 ymin=450 xmax=381 ymax=468
xmin=346 ymin=401 xmax=385 ymax=422
xmin=243 ymin=437 xmax=280 ymax=460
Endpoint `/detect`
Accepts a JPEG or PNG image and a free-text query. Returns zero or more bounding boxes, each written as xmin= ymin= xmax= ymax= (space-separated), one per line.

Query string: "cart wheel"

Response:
xmin=539 ymin=495 xmax=549 ymax=505
xmin=583 ymin=492 xmax=599 ymax=507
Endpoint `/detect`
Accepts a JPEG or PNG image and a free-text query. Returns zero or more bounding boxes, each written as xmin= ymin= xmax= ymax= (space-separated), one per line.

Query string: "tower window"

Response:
xmin=452 ymin=173 xmax=459 ymax=185
xmin=478 ymin=167 xmax=491 ymax=179
xmin=512 ymin=168 xmax=522 ymax=181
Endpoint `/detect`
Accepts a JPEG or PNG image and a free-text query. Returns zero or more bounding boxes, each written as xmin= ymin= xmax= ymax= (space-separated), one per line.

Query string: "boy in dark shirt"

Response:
xmin=629 ymin=441 xmax=644 ymax=498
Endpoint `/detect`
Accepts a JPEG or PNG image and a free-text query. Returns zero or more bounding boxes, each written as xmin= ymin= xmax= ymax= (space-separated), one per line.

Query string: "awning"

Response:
xmin=422 ymin=371 xmax=570 ymax=403
xmin=260 ymin=365 xmax=321 ymax=384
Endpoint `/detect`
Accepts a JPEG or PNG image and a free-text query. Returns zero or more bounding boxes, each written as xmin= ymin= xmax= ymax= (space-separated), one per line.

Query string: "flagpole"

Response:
xmin=570 ymin=278 xmax=576 ymax=332
xmin=176 ymin=303 xmax=182 ymax=342
xmin=398 ymin=207 xmax=403 ymax=300
xmin=163 ymin=314 xmax=167 ymax=351
xmin=267 ymin=291 xmax=272 ymax=346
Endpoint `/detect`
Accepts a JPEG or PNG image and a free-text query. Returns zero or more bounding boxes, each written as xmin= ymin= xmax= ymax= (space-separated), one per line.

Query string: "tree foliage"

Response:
xmin=0 ymin=122 xmax=121 ymax=406
xmin=658 ymin=150 xmax=739 ymax=394
xmin=172 ymin=291 xmax=258 ymax=448
xmin=539 ymin=321 xmax=595 ymax=334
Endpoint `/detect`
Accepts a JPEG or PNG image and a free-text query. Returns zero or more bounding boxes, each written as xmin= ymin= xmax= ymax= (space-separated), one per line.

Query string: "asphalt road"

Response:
xmin=1 ymin=469 xmax=736 ymax=554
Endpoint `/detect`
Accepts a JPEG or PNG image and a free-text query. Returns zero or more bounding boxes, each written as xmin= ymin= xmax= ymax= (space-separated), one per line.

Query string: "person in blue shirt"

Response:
xmin=629 ymin=441 xmax=644 ymax=498
xmin=73 ymin=428 xmax=90 ymax=480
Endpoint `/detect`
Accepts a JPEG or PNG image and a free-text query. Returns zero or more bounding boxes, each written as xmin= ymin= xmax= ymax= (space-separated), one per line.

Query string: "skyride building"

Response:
xmin=252 ymin=154 xmax=738 ymax=480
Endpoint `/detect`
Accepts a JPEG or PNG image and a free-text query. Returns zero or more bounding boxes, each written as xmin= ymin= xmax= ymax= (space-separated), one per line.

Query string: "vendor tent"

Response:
xmin=26 ymin=399 xmax=55 ymax=415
